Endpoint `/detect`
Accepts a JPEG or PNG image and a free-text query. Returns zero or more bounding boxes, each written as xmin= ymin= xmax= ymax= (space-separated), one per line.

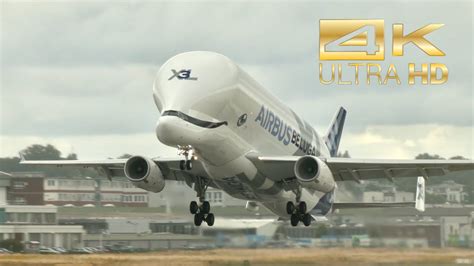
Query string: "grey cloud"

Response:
xmin=1 ymin=65 xmax=159 ymax=136
xmin=1 ymin=1 xmax=472 ymax=138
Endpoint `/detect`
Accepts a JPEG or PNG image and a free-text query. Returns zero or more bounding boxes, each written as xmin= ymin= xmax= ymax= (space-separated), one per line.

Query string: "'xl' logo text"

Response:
xmin=168 ymin=69 xmax=198 ymax=80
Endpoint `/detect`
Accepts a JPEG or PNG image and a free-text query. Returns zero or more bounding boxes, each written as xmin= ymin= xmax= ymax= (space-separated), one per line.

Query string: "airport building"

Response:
xmin=363 ymin=190 xmax=414 ymax=203
xmin=148 ymin=181 xmax=246 ymax=208
xmin=5 ymin=172 xmax=148 ymax=207
xmin=0 ymin=205 xmax=85 ymax=249
xmin=83 ymin=233 xmax=214 ymax=250
xmin=426 ymin=180 xmax=468 ymax=203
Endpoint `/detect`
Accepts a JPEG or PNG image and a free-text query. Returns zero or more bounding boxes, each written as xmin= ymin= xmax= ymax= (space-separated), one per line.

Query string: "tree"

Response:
xmin=66 ymin=153 xmax=78 ymax=160
xmin=117 ymin=153 xmax=133 ymax=159
xmin=0 ymin=144 xmax=98 ymax=177
xmin=450 ymin=156 xmax=467 ymax=160
xmin=337 ymin=150 xmax=351 ymax=158
xmin=415 ymin=153 xmax=444 ymax=160
xmin=0 ymin=239 xmax=24 ymax=252
xmin=20 ymin=144 xmax=62 ymax=160
xmin=426 ymin=193 xmax=447 ymax=204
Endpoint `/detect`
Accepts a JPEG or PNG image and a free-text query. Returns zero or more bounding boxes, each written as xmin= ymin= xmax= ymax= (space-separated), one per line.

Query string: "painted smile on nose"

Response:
xmin=161 ymin=110 xmax=228 ymax=129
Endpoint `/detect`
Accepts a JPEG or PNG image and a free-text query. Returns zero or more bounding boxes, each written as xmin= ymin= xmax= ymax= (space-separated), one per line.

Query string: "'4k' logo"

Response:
xmin=168 ymin=69 xmax=198 ymax=80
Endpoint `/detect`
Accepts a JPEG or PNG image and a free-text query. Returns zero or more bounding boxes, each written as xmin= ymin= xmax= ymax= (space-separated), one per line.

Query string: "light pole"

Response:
xmin=99 ymin=229 xmax=106 ymax=248
xmin=126 ymin=221 xmax=138 ymax=234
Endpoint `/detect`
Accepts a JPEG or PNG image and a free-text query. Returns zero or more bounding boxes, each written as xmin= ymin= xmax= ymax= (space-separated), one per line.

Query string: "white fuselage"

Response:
xmin=153 ymin=51 xmax=332 ymax=218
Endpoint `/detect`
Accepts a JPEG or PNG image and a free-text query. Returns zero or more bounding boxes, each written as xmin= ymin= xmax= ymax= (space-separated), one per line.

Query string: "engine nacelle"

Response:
xmin=124 ymin=156 xmax=165 ymax=193
xmin=294 ymin=156 xmax=336 ymax=193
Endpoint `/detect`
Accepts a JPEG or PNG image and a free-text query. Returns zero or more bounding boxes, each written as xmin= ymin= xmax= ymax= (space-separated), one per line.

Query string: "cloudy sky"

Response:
xmin=1 ymin=0 xmax=472 ymax=160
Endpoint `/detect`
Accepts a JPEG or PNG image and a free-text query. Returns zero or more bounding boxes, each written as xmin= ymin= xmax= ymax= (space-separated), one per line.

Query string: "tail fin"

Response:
xmin=324 ymin=107 xmax=347 ymax=157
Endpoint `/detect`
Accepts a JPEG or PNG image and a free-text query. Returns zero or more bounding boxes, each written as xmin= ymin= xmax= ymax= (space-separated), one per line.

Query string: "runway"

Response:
xmin=0 ymin=248 xmax=472 ymax=266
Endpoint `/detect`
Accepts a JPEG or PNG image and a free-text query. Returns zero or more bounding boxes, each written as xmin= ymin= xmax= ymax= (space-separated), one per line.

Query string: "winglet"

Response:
xmin=19 ymin=152 xmax=26 ymax=162
xmin=415 ymin=176 xmax=425 ymax=212
xmin=324 ymin=107 xmax=347 ymax=157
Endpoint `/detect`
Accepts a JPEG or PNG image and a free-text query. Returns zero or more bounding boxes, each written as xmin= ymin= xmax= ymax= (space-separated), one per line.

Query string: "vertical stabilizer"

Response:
xmin=324 ymin=107 xmax=347 ymax=157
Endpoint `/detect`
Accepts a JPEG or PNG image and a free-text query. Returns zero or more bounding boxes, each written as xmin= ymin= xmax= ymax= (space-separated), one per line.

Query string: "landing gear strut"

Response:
xmin=178 ymin=145 xmax=194 ymax=170
xmin=190 ymin=176 xmax=214 ymax=226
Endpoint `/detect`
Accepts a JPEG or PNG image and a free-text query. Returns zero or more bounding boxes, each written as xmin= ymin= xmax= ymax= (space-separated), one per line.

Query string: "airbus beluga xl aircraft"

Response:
xmin=21 ymin=51 xmax=474 ymax=227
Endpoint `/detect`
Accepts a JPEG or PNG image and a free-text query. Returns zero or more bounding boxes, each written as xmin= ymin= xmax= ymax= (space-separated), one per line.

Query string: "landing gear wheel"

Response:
xmin=201 ymin=201 xmax=211 ymax=214
xmin=298 ymin=201 xmax=307 ymax=214
xmin=290 ymin=214 xmax=299 ymax=226
xmin=179 ymin=160 xmax=186 ymax=170
xmin=302 ymin=213 xmax=312 ymax=226
xmin=186 ymin=160 xmax=193 ymax=170
xmin=189 ymin=201 xmax=198 ymax=214
xmin=194 ymin=213 xmax=204 ymax=226
xmin=286 ymin=202 xmax=295 ymax=214
xmin=206 ymin=213 xmax=215 ymax=226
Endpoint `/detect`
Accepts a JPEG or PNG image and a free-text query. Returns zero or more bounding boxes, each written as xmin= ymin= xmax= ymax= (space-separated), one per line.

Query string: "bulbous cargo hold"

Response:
xmin=294 ymin=156 xmax=336 ymax=193
xmin=124 ymin=156 xmax=166 ymax=193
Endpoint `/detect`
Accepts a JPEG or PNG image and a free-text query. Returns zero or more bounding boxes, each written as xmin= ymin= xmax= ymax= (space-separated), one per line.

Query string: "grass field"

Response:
xmin=0 ymin=248 xmax=473 ymax=266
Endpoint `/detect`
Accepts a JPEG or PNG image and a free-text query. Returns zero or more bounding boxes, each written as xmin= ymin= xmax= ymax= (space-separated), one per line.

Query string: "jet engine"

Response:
xmin=124 ymin=156 xmax=165 ymax=193
xmin=294 ymin=156 xmax=336 ymax=193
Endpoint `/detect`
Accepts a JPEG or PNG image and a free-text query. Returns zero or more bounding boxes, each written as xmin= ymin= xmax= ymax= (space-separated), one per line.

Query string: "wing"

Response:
xmin=326 ymin=158 xmax=474 ymax=183
xmin=249 ymin=154 xmax=474 ymax=183
xmin=19 ymin=157 xmax=210 ymax=184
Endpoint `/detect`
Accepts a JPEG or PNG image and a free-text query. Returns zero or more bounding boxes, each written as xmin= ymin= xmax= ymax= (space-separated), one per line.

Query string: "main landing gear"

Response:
xmin=190 ymin=200 xmax=214 ymax=226
xmin=287 ymin=187 xmax=311 ymax=226
xmin=286 ymin=201 xmax=312 ymax=227
xmin=178 ymin=145 xmax=194 ymax=170
xmin=189 ymin=176 xmax=215 ymax=226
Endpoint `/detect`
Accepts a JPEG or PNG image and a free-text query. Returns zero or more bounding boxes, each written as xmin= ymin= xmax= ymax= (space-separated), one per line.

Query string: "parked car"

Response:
xmin=39 ymin=248 xmax=61 ymax=254
xmin=69 ymin=248 xmax=93 ymax=254
xmin=52 ymin=247 xmax=67 ymax=253
xmin=83 ymin=247 xmax=98 ymax=253
xmin=94 ymin=246 xmax=108 ymax=253
xmin=0 ymin=248 xmax=13 ymax=254
xmin=106 ymin=245 xmax=135 ymax=253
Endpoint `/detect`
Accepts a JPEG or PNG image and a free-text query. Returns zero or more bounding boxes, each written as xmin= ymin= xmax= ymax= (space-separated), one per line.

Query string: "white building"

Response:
xmin=363 ymin=188 xmax=414 ymax=203
xmin=42 ymin=177 xmax=148 ymax=207
xmin=426 ymin=180 xmax=467 ymax=203
xmin=0 ymin=172 xmax=10 ymax=205
xmin=148 ymin=181 xmax=246 ymax=208
xmin=0 ymin=205 xmax=84 ymax=249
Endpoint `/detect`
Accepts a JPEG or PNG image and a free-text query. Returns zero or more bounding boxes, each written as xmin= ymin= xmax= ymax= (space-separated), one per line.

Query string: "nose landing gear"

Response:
xmin=178 ymin=145 xmax=194 ymax=170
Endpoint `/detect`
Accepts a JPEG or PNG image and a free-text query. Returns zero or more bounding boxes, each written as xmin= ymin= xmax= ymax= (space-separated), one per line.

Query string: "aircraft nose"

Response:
xmin=155 ymin=115 xmax=203 ymax=146
xmin=156 ymin=116 xmax=183 ymax=145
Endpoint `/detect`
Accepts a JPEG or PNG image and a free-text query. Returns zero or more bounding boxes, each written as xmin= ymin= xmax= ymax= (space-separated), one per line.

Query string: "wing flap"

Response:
xmin=333 ymin=202 xmax=415 ymax=209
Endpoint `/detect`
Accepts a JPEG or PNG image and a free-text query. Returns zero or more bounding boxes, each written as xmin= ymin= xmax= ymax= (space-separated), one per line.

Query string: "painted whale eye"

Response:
xmin=237 ymin=113 xmax=248 ymax=127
